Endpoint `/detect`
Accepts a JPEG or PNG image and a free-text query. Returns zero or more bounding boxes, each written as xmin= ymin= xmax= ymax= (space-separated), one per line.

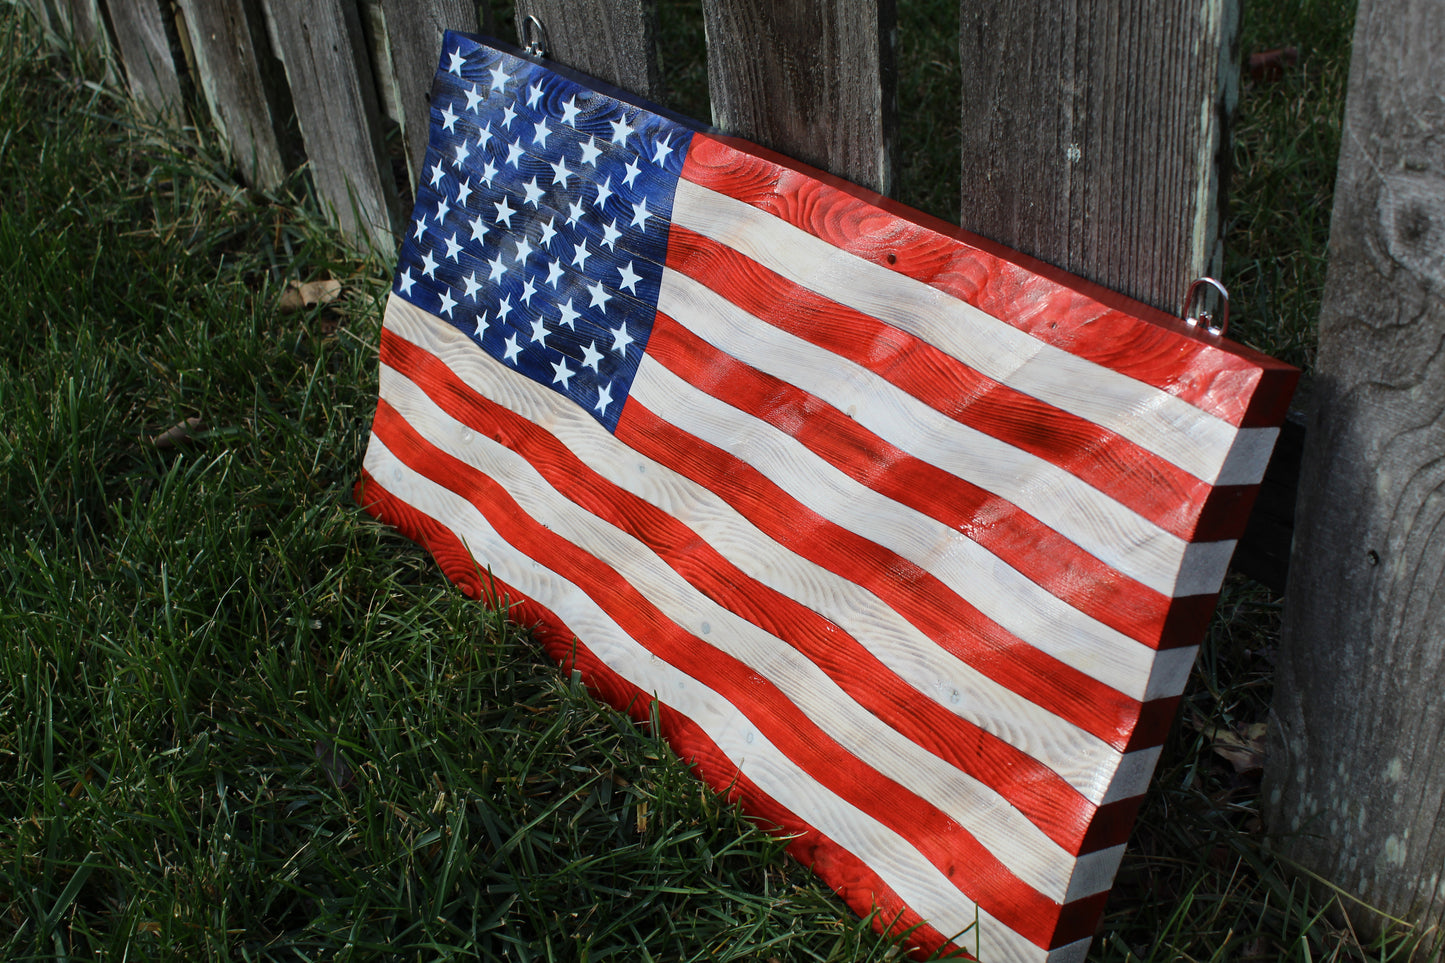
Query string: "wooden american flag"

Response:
xmin=357 ymin=32 xmax=1297 ymax=962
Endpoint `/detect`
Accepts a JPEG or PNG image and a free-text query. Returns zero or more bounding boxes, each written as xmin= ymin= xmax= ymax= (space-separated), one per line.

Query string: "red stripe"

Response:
xmin=613 ymin=398 xmax=1142 ymax=752
xmin=377 ymin=326 xmax=1110 ymax=852
xmin=367 ymin=394 xmax=1076 ymax=939
xmin=357 ymin=467 xmax=1118 ymax=955
xmin=680 ymin=133 xmax=1298 ymax=429
xmin=359 ymin=466 xmax=983 ymax=959
xmin=662 ymin=222 xmax=1252 ymax=546
xmin=646 ymin=307 xmax=1200 ymax=653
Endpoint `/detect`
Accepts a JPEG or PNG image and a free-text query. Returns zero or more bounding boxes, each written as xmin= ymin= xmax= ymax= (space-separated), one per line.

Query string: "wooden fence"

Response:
xmin=21 ymin=0 xmax=1236 ymax=308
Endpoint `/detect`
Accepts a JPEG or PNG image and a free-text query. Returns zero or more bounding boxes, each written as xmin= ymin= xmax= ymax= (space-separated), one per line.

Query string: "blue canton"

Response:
xmin=392 ymin=33 xmax=695 ymax=433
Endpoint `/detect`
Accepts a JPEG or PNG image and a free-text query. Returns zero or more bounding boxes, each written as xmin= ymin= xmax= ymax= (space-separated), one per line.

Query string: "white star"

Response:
xmin=599 ymin=219 xmax=622 ymax=250
xmin=480 ymin=159 xmax=498 ymax=184
xmin=506 ymin=141 xmax=525 ymax=168
xmin=455 ymin=177 xmax=474 ymax=206
xmin=411 ymin=217 xmax=426 ymax=242
xmin=463 ymin=272 xmax=482 ymax=299
xmin=551 ymin=358 xmax=575 ymax=389
xmin=397 ymin=268 xmax=416 ymax=296
xmin=561 ymin=95 xmax=581 ymax=126
xmin=448 ymin=49 xmax=467 ymax=75
xmin=587 ymin=279 xmax=611 ymax=309
xmin=421 ymin=251 xmax=439 ymax=279
xmin=429 ymin=161 xmax=446 ymax=187
xmin=468 ymin=213 xmax=487 ymax=243
xmin=549 ymin=156 xmax=571 ymax=185
xmin=566 ymin=197 xmax=586 ymax=225
xmin=652 ymin=137 xmax=674 ymax=165
xmin=444 ymin=233 xmax=463 ymax=261
xmin=487 ymin=252 xmax=507 ymax=282
xmin=497 ymin=295 xmax=514 ymax=322
xmin=434 ymin=196 xmax=451 ymax=225
xmin=532 ymin=119 xmax=551 ymax=148
xmin=489 ymin=62 xmax=509 ymax=90
xmin=441 ymin=104 xmax=459 ymax=132
xmin=630 ymin=198 xmax=652 ymax=229
xmin=571 ymin=243 xmax=591 ymax=271
xmin=439 ymin=289 xmax=457 ymax=317
xmin=477 ymin=125 xmax=495 ymax=151
xmin=464 ymin=84 xmax=483 ymax=112
xmin=546 ymin=259 xmax=565 ymax=287
xmin=494 ymin=197 xmax=516 ymax=227
xmin=520 ymin=277 xmax=537 ymax=305
xmin=556 ymin=298 xmax=580 ymax=328
xmin=610 ymin=322 xmax=634 ymax=355
xmin=454 ymin=140 xmax=471 ymax=166
xmin=529 ymin=315 xmax=549 ymax=344
xmin=526 ymin=82 xmax=543 ymax=108
xmin=594 ymin=177 xmax=614 ymax=210
xmin=595 ymin=382 xmax=613 ymax=415
xmin=521 ymin=178 xmax=544 ymax=207
xmin=538 ymin=218 xmax=558 ymax=246
xmin=580 ymin=340 xmax=603 ymax=371
xmin=503 ymin=334 xmax=522 ymax=362
xmin=578 ymin=136 xmax=601 ymax=166
xmin=501 ymin=103 xmax=517 ymax=129
xmin=608 ymin=115 xmax=634 ymax=146
xmin=514 ymin=234 xmax=534 ymax=264
xmin=616 ymin=260 xmax=641 ymax=293
xmin=622 ymin=159 xmax=641 ymax=187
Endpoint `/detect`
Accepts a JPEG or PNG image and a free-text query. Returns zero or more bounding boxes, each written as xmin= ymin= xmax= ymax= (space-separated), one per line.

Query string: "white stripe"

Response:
xmin=382 ymin=299 xmax=1135 ymax=806
xmin=658 ymin=267 xmax=1224 ymax=599
xmin=362 ymin=434 xmax=1057 ymax=963
xmin=630 ymin=357 xmax=1159 ymax=701
xmin=377 ymin=354 xmax=1089 ymax=903
xmin=671 ymin=178 xmax=1276 ymax=488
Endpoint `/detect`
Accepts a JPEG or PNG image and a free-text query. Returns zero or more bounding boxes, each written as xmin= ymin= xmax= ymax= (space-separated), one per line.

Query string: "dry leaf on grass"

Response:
xmin=149 ymin=416 xmax=204 ymax=450
xmin=1248 ymin=47 xmax=1300 ymax=83
xmin=277 ymin=278 xmax=342 ymax=314
xmin=1208 ymin=722 xmax=1268 ymax=774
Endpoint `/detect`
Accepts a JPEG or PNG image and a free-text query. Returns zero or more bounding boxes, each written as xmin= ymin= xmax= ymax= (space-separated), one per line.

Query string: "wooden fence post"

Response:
xmin=261 ymin=0 xmax=401 ymax=254
xmin=510 ymin=0 xmax=663 ymax=103
xmin=1266 ymin=0 xmax=1445 ymax=946
xmin=700 ymin=0 xmax=897 ymax=196
xmin=105 ymin=0 xmax=186 ymax=124
xmin=956 ymin=0 xmax=1239 ymax=313
xmin=378 ymin=0 xmax=480 ymax=192
xmin=175 ymin=0 xmax=297 ymax=192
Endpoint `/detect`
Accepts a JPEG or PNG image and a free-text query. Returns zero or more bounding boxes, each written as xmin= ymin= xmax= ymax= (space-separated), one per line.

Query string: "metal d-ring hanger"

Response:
xmin=1183 ymin=277 xmax=1229 ymax=338
xmin=522 ymin=14 xmax=550 ymax=58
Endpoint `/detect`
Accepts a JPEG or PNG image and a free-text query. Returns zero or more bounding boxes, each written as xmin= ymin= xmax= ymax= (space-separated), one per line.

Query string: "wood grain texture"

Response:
xmin=957 ymin=0 xmax=1240 ymax=313
xmin=262 ymin=0 xmax=400 ymax=252
xmin=700 ymin=0 xmax=896 ymax=196
xmin=378 ymin=0 xmax=479 ymax=190
xmin=105 ymin=0 xmax=185 ymax=123
xmin=177 ymin=0 xmax=297 ymax=190
xmin=510 ymin=0 xmax=662 ymax=102
xmin=1266 ymin=0 xmax=1445 ymax=944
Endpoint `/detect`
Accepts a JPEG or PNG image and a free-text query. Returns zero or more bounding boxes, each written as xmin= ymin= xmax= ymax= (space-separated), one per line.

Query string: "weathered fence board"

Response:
xmin=511 ymin=0 xmax=663 ymax=103
xmin=106 ymin=0 xmax=184 ymax=122
xmin=378 ymin=0 xmax=481 ymax=190
xmin=956 ymin=0 xmax=1239 ymax=313
xmin=700 ymin=0 xmax=897 ymax=195
xmin=177 ymin=0 xmax=295 ymax=191
xmin=1267 ymin=0 xmax=1445 ymax=944
xmin=262 ymin=0 xmax=400 ymax=252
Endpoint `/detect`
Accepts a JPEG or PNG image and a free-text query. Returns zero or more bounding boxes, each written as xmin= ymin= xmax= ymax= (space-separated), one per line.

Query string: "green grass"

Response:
xmin=1 ymin=0 xmax=1435 ymax=961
